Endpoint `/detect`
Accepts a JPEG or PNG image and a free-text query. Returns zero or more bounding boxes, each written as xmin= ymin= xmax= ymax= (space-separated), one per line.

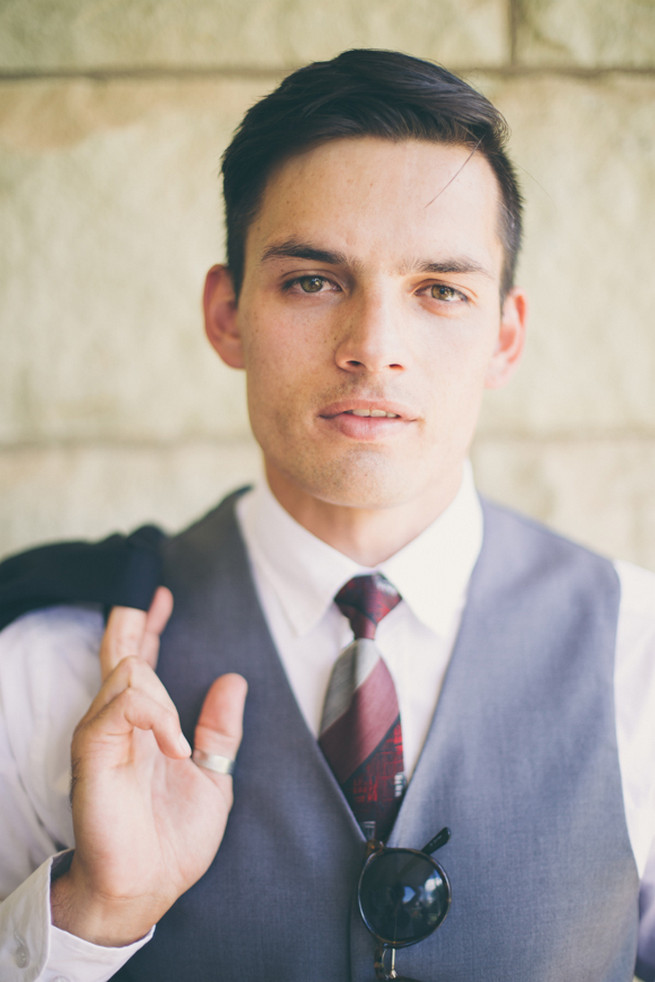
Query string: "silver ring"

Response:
xmin=192 ymin=749 xmax=235 ymax=775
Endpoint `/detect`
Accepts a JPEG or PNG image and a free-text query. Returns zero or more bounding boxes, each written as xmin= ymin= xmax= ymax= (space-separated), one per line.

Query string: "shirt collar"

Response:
xmin=236 ymin=462 xmax=483 ymax=640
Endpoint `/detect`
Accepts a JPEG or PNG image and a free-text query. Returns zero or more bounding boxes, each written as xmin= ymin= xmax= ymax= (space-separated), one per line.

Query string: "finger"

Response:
xmin=99 ymin=587 xmax=174 ymax=681
xmin=83 ymin=655 xmax=183 ymax=731
xmin=75 ymin=685 xmax=191 ymax=762
xmin=140 ymin=587 xmax=174 ymax=670
xmin=193 ymin=674 xmax=248 ymax=796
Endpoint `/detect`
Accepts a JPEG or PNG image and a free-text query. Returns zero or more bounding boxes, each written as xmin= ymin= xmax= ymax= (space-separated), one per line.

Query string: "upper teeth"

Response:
xmin=349 ymin=409 xmax=398 ymax=418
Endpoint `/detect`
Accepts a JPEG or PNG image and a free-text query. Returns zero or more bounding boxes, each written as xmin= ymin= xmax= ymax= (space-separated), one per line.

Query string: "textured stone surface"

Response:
xmin=516 ymin=0 xmax=655 ymax=67
xmin=0 ymin=78 xmax=268 ymax=444
xmin=474 ymin=73 xmax=655 ymax=437
xmin=472 ymin=437 xmax=655 ymax=569
xmin=0 ymin=0 xmax=508 ymax=71
xmin=0 ymin=438 xmax=261 ymax=556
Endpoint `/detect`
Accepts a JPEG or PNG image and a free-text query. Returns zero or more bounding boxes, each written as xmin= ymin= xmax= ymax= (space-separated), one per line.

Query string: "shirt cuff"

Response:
xmin=0 ymin=852 xmax=154 ymax=982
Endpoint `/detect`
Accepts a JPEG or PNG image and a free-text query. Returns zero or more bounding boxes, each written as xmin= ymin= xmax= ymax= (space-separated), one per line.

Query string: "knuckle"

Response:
xmin=118 ymin=684 xmax=140 ymax=710
xmin=115 ymin=654 xmax=145 ymax=684
xmin=113 ymin=630 xmax=143 ymax=661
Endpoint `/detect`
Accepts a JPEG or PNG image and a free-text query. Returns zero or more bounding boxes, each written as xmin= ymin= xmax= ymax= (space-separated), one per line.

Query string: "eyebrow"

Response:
xmin=260 ymin=240 xmax=348 ymax=267
xmin=412 ymin=258 xmax=493 ymax=279
xmin=259 ymin=238 xmax=494 ymax=280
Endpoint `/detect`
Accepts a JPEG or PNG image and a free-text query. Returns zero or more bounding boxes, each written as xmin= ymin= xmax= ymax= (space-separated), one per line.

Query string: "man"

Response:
xmin=1 ymin=49 xmax=654 ymax=981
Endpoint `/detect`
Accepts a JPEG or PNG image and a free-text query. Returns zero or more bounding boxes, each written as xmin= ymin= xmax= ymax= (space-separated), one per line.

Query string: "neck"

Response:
xmin=265 ymin=469 xmax=463 ymax=567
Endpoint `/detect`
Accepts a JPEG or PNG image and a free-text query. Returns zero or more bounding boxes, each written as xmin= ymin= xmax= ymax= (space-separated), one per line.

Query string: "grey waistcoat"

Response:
xmin=113 ymin=493 xmax=638 ymax=981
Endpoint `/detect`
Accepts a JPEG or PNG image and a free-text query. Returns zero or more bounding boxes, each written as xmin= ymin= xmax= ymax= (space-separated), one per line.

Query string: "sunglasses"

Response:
xmin=357 ymin=826 xmax=452 ymax=981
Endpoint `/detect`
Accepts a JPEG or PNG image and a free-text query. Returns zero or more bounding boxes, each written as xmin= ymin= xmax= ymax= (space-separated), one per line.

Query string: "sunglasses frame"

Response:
xmin=357 ymin=827 xmax=452 ymax=981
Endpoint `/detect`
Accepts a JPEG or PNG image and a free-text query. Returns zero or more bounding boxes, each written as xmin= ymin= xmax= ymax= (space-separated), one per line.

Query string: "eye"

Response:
xmin=293 ymin=275 xmax=328 ymax=293
xmin=281 ymin=273 xmax=341 ymax=298
xmin=429 ymin=284 xmax=465 ymax=303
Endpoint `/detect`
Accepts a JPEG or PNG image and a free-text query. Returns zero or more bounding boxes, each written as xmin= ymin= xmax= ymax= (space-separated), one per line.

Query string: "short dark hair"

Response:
xmin=222 ymin=49 xmax=523 ymax=299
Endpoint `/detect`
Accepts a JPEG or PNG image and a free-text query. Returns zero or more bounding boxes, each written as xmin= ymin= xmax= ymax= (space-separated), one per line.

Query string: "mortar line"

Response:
xmin=0 ymin=64 xmax=653 ymax=85
xmin=3 ymin=432 xmax=655 ymax=454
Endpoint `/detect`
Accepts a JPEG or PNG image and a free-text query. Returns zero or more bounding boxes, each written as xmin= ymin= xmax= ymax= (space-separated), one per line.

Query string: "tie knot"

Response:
xmin=334 ymin=573 xmax=401 ymax=640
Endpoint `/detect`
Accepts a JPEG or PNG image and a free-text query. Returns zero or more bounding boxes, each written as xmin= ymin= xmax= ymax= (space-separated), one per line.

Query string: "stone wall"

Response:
xmin=1 ymin=0 xmax=654 ymax=569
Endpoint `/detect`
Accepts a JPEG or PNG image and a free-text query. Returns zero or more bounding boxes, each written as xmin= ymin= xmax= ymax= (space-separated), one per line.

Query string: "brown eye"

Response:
xmin=430 ymin=284 xmax=459 ymax=302
xmin=298 ymin=276 xmax=326 ymax=293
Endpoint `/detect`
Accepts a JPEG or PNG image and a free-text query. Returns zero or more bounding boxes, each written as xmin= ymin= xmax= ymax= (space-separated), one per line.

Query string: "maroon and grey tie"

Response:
xmin=319 ymin=573 xmax=406 ymax=842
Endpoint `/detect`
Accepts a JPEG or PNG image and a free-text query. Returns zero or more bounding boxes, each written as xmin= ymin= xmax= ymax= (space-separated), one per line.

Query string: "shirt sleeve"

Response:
xmin=0 ymin=853 xmax=153 ymax=982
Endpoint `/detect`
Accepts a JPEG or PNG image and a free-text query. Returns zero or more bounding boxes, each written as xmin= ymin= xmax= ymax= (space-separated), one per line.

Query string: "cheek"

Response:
xmin=428 ymin=328 xmax=496 ymax=380
xmin=243 ymin=338 xmax=309 ymax=428
xmin=424 ymin=339 xmax=499 ymax=426
xmin=243 ymin=315 xmax=329 ymax=391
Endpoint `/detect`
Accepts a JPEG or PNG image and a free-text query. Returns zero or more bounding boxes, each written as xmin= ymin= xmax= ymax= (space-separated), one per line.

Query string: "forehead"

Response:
xmin=244 ymin=136 xmax=504 ymax=276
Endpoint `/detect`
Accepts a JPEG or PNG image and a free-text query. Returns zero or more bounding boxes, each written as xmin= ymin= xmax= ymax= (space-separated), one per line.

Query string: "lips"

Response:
xmin=317 ymin=398 xmax=416 ymax=441
xmin=344 ymin=408 xmax=399 ymax=418
xmin=318 ymin=398 xmax=414 ymax=422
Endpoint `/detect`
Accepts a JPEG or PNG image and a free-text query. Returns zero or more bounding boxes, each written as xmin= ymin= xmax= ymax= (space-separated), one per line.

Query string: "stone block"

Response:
xmin=473 ymin=73 xmax=655 ymax=437
xmin=0 ymin=438 xmax=262 ymax=558
xmin=0 ymin=77 xmax=270 ymax=444
xmin=472 ymin=436 xmax=655 ymax=569
xmin=0 ymin=0 xmax=508 ymax=72
xmin=515 ymin=0 xmax=655 ymax=68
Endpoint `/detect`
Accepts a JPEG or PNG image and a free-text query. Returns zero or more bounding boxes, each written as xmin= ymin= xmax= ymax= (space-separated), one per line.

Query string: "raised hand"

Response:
xmin=51 ymin=587 xmax=247 ymax=946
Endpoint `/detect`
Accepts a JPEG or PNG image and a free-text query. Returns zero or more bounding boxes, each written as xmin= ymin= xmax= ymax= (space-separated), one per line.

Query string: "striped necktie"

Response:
xmin=319 ymin=573 xmax=406 ymax=842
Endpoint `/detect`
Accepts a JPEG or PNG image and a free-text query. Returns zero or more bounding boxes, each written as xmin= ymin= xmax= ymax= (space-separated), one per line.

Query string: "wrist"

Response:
xmin=50 ymin=857 xmax=160 ymax=947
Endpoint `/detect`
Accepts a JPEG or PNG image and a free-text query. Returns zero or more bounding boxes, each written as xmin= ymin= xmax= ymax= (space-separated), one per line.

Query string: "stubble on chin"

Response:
xmin=281 ymin=443 xmax=419 ymax=512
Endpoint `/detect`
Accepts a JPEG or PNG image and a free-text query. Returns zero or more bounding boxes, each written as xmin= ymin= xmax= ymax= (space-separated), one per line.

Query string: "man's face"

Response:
xmin=207 ymin=137 xmax=525 ymax=530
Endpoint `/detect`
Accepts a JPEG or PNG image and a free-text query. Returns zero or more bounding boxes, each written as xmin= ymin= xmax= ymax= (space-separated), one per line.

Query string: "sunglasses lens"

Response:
xmin=359 ymin=849 xmax=450 ymax=947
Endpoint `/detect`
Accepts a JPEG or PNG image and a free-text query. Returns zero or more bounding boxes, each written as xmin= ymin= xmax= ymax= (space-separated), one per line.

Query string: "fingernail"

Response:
xmin=179 ymin=733 xmax=192 ymax=757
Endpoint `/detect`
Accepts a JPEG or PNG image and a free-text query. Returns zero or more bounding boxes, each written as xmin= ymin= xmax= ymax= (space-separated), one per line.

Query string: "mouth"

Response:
xmin=318 ymin=399 xmax=414 ymax=422
xmin=342 ymin=408 xmax=400 ymax=419
xmin=317 ymin=399 xmax=415 ymax=441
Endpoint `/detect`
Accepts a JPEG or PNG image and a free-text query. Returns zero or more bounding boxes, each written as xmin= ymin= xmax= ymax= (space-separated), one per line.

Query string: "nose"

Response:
xmin=334 ymin=290 xmax=407 ymax=375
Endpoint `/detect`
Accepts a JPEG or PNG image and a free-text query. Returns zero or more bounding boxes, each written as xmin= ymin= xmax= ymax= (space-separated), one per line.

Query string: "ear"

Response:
xmin=203 ymin=265 xmax=244 ymax=369
xmin=484 ymin=287 xmax=527 ymax=390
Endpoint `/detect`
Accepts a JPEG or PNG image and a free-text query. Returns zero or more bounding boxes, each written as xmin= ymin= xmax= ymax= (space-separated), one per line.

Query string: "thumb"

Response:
xmin=193 ymin=674 xmax=248 ymax=799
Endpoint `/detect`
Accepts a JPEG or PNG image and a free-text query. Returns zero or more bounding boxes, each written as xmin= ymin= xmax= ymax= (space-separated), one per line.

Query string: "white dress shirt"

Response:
xmin=2 ymin=466 xmax=655 ymax=980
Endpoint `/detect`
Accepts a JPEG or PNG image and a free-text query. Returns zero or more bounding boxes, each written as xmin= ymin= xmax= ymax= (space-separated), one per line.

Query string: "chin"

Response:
xmin=309 ymin=463 xmax=419 ymax=511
